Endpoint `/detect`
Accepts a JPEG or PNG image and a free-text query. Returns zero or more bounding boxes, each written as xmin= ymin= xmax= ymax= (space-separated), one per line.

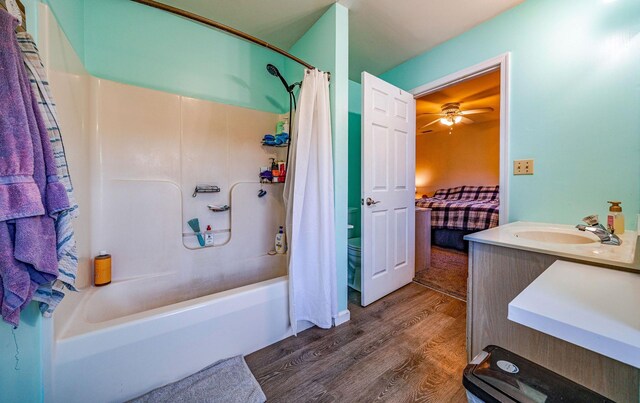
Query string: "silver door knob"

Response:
xmin=366 ymin=197 xmax=380 ymax=206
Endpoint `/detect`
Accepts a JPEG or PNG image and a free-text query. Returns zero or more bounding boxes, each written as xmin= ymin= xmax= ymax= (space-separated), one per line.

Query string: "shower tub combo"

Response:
xmin=51 ymin=260 xmax=304 ymax=402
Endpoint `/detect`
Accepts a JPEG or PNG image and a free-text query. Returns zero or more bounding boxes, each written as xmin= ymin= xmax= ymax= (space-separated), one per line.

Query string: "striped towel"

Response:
xmin=17 ymin=32 xmax=79 ymax=316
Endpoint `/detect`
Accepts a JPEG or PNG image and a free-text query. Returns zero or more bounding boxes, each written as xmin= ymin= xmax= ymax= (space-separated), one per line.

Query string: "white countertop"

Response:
xmin=465 ymin=221 xmax=639 ymax=270
xmin=508 ymin=260 xmax=640 ymax=368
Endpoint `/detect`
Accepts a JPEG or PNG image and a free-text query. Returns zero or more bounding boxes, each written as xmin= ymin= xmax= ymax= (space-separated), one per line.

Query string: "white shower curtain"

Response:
xmin=284 ymin=69 xmax=337 ymax=335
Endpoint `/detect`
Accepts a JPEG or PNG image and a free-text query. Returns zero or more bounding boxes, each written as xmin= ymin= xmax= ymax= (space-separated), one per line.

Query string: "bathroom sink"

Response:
xmin=465 ymin=222 xmax=638 ymax=266
xmin=512 ymin=230 xmax=598 ymax=244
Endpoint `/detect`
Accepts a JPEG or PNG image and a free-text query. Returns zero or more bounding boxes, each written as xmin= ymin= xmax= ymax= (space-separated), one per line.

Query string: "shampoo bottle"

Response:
xmin=606 ymin=201 xmax=624 ymax=235
xmin=204 ymin=225 xmax=215 ymax=246
xmin=275 ymin=226 xmax=287 ymax=254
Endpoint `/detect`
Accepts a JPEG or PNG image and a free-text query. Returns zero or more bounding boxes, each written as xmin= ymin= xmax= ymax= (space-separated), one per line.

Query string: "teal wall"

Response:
xmin=0 ymin=304 xmax=43 ymax=403
xmin=348 ymin=80 xmax=362 ymax=238
xmin=0 ymin=7 xmax=51 ymax=402
xmin=382 ymin=0 xmax=640 ymax=229
xmin=43 ymin=0 xmax=84 ymax=60
xmin=22 ymin=0 xmax=40 ymax=40
xmin=45 ymin=0 xmax=289 ymax=113
xmin=287 ymin=4 xmax=350 ymax=313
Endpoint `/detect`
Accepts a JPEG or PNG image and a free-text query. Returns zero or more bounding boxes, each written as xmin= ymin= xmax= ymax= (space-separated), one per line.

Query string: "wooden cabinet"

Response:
xmin=467 ymin=242 xmax=639 ymax=402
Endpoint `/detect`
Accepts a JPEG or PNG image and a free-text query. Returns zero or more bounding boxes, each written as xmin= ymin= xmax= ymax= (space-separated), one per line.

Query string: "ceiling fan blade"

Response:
xmin=418 ymin=112 xmax=446 ymax=117
xmin=460 ymin=116 xmax=474 ymax=124
xmin=460 ymin=107 xmax=494 ymax=115
xmin=418 ymin=118 xmax=441 ymax=129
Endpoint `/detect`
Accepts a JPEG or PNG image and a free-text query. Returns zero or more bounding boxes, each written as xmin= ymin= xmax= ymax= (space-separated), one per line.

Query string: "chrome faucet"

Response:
xmin=576 ymin=216 xmax=622 ymax=245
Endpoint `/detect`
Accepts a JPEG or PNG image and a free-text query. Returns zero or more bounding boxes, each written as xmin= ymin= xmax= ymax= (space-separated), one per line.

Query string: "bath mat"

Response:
xmin=413 ymin=246 xmax=468 ymax=301
xmin=129 ymin=356 xmax=266 ymax=403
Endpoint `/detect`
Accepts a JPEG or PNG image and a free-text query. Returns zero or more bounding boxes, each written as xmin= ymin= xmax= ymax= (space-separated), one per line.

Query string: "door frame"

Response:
xmin=409 ymin=53 xmax=511 ymax=224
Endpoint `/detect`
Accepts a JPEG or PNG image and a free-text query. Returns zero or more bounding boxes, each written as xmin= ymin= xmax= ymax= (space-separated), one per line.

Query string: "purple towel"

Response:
xmin=0 ymin=10 xmax=70 ymax=326
xmin=0 ymin=11 xmax=43 ymax=221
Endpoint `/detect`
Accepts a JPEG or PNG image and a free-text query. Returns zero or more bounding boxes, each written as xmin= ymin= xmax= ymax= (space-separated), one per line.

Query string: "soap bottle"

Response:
xmin=94 ymin=251 xmax=112 ymax=286
xmin=271 ymin=158 xmax=280 ymax=183
xmin=606 ymin=201 xmax=624 ymax=235
xmin=275 ymin=226 xmax=287 ymax=254
xmin=204 ymin=225 xmax=215 ymax=246
xmin=277 ymin=160 xmax=286 ymax=181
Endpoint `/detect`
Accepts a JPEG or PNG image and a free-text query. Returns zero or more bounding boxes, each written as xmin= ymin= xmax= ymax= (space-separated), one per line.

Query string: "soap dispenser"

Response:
xmin=606 ymin=201 xmax=624 ymax=235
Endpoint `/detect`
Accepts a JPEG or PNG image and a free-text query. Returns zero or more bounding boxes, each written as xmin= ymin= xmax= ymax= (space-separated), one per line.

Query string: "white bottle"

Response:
xmin=204 ymin=225 xmax=215 ymax=246
xmin=275 ymin=226 xmax=287 ymax=254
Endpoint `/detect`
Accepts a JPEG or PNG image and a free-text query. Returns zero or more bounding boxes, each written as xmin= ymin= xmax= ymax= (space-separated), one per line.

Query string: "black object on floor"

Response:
xmin=463 ymin=345 xmax=614 ymax=403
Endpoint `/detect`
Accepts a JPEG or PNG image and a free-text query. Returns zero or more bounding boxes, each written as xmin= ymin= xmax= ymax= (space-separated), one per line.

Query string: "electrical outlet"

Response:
xmin=514 ymin=159 xmax=534 ymax=175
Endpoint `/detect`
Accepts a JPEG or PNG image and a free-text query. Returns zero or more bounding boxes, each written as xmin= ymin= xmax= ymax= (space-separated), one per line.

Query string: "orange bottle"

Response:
xmin=94 ymin=251 xmax=112 ymax=286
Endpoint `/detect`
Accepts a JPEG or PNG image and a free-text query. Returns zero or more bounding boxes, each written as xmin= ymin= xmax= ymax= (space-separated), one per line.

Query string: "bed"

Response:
xmin=415 ymin=185 xmax=500 ymax=251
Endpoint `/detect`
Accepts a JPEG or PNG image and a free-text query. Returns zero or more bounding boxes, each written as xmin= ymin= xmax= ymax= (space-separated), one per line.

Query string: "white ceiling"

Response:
xmin=160 ymin=0 xmax=525 ymax=81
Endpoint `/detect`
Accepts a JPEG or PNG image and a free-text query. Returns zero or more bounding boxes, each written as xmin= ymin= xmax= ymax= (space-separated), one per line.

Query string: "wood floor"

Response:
xmin=245 ymin=283 xmax=468 ymax=402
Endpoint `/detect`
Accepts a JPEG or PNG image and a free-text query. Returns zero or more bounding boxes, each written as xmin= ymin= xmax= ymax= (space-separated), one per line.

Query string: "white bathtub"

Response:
xmin=50 ymin=274 xmax=300 ymax=403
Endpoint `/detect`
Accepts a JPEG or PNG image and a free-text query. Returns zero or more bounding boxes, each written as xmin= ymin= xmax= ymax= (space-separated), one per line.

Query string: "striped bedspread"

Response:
xmin=416 ymin=186 xmax=500 ymax=231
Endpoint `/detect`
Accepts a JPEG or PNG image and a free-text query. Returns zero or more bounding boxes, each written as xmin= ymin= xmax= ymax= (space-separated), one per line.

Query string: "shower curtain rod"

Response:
xmin=131 ymin=0 xmax=328 ymax=78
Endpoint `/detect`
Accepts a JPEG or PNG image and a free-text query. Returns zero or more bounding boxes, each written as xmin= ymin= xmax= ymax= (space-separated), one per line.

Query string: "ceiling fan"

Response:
xmin=418 ymin=102 xmax=494 ymax=133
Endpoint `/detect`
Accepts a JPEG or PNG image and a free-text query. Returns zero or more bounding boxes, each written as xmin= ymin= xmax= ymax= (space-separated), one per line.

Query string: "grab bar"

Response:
xmin=192 ymin=185 xmax=221 ymax=197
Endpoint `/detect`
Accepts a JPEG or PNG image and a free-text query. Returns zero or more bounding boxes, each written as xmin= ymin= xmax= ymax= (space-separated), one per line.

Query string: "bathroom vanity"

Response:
xmin=465 ymin=222 xmax=640 ymax=402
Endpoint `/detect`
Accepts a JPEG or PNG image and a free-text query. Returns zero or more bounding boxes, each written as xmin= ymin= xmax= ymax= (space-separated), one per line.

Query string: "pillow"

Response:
xmin=432 ymin=186 xmax=465 ymax=200
xmin=459 ymin=185 xmax=500 ymax=201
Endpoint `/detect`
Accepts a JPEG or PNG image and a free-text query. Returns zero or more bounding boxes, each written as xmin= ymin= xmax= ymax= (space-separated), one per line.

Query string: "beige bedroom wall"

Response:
xmin=416 ymin=120 xmax=499 ymax=197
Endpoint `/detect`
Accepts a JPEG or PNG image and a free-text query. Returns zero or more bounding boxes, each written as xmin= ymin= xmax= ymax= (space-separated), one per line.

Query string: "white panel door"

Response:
xmin=361 ymin=72 xmax=416 ymax=306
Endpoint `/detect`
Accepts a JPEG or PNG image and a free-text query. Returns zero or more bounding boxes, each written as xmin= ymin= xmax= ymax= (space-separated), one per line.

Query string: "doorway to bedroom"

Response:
xmin=413 ymin=68 xmax=502 ymax=300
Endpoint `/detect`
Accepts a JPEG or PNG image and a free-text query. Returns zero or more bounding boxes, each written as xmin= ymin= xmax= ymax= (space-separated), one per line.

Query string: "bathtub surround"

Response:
xmin=285 ymin=69 xmax=337 ymax=334
xmin=41 ymin=0 xmax=350 ymax=314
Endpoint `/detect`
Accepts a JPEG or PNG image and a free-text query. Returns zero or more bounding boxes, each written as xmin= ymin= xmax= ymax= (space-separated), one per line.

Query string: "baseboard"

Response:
xmin=333 ymin=309 xmax=350 ymax=326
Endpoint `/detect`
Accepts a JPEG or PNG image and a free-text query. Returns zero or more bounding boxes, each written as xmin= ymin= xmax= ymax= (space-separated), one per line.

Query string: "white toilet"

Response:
xmin=347 ymin=237 xmax=361 ymax=292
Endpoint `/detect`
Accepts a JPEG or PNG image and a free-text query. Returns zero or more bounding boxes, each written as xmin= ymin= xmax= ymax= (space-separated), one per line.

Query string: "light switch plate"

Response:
xmin=514 ymin=159 xmax=534 ymax=175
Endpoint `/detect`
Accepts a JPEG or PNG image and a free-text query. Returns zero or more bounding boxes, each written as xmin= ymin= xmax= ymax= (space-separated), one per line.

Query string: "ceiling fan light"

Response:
xmin=454 ymin=115 xmax=462 ymax=123
xmin=440 ymin=117 xmax=453 ymax=126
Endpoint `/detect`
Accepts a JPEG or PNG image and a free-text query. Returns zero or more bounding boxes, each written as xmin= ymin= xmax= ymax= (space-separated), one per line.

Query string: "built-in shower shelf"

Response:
xmin=182 ymin=229 xmax=230 ymax=237
xmin=261 ymin=143 xmax=289 ymax=148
